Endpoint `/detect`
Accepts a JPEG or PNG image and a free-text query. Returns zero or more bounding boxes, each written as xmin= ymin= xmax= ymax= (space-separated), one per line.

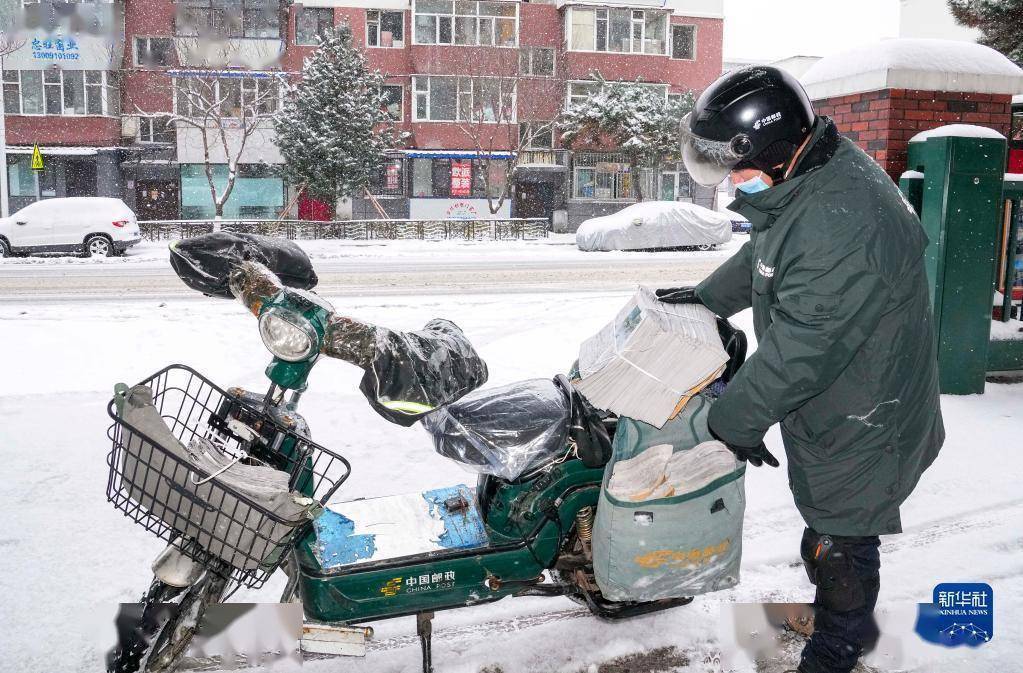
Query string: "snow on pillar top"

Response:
xmin=800 ymin=38 xmax=1023 ymax=101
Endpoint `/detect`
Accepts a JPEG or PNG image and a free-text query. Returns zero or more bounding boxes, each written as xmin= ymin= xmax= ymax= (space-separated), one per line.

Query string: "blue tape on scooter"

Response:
xmin=422 ymin=485 xmax=490 ymax=550
xmin=311 ymin=510 xmax=377 ymax=567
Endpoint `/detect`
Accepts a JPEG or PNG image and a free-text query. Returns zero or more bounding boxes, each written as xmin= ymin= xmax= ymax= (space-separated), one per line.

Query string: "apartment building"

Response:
xmin=1 ymin=0 xmax=724 ymax=228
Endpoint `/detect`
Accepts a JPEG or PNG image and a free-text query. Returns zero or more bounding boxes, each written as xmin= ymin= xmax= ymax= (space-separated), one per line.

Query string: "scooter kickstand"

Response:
xmin=417 ymin=612 xmax=435 ymax=673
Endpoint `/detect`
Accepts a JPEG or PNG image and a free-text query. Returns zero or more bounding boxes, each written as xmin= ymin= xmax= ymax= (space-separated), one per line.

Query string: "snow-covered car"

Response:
xmin=0 ymin=197 xmax=141 ymax=258
xmin=575 ymin=201 xmax=732 ymax=252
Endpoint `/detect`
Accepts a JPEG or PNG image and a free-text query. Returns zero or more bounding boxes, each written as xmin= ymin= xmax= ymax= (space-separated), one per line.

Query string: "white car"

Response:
xmin=576 ymin=201 xmax=733 ymax=252
xmin=0 ymin=197 xmax=141 ymax=258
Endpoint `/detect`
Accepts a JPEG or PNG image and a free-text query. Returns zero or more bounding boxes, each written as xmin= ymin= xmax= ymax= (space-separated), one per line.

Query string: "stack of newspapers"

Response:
xmin=606 ymin=440 xmax=738 ymax=502
xmin=575 ymin=286 xmax=729 ymax=427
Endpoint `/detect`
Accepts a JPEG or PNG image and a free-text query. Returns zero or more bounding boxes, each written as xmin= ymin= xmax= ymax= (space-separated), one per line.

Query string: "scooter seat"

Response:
xmin=312 ymin=485 xmax=489 ymax=571
xmin=423 ymin=378 xmax=573 ymax=481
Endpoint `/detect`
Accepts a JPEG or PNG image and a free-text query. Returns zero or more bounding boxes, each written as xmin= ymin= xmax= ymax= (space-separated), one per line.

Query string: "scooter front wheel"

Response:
xmin=107 ymin=567 xmax=229 ymax=673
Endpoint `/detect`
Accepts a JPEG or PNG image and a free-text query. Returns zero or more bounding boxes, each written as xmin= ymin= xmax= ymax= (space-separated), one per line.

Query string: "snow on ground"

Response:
xmin=0 ymin=234 xmax=745 ymax=271
xmin=0 ymin=283 xmax=1021 ymax=672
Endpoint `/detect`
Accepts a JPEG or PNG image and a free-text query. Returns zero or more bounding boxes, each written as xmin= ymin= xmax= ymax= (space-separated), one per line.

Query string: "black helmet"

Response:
xmin=681 ymin=66 xmax=816 ymax=186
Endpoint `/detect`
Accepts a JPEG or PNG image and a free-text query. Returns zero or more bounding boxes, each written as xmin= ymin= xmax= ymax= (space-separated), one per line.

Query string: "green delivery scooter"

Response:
xmin=105 ymin=263 xmax=747 ymax=673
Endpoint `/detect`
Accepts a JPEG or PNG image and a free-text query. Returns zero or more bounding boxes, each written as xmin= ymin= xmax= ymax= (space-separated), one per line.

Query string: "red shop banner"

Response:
xmin=450 ymin=160 xmax=472 ymax=197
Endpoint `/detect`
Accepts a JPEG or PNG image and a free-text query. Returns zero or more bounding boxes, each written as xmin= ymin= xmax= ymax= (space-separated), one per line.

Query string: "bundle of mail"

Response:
xmin=607 ymin=440 xmax=738 ymax=502
xmin=575 ymin=286 xmax=729 ymax=427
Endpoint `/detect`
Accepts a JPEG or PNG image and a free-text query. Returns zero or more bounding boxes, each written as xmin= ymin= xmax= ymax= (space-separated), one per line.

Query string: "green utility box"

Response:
xmin=901 ymin=132 xmax=1007 ymax=394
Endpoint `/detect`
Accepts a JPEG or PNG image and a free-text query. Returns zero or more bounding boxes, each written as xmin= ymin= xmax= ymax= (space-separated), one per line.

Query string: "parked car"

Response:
xmin=0 ymin=197 xmax=141 ymax=258
xmin=576 ymin=201 xmax=732 ymax=252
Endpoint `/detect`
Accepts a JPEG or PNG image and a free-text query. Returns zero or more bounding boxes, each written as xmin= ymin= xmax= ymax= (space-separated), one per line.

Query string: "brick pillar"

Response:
xmin=813 ymin=90 xmax=1014 ymax=182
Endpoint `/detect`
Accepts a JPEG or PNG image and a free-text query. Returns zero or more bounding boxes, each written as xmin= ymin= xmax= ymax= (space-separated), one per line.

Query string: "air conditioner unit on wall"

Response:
xmin=121 ymin=116 xmax=139 ymax=138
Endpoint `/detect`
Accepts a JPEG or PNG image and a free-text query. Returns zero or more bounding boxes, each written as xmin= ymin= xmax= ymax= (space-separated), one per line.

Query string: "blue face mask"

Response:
xmin=736 ymin=172 xmax=771 ymax=194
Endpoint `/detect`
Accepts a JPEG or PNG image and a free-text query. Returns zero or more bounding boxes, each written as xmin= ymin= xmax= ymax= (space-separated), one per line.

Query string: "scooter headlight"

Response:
xmin=258 ymin=308 xmax=318 ymax=362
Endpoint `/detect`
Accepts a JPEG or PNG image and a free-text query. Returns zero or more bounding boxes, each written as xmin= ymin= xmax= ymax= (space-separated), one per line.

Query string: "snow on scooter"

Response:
xmin=105 ymin=235 xmax=747 ymax=673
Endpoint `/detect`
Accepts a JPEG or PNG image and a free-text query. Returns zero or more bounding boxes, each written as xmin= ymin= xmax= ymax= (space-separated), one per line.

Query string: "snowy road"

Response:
xmin=0 ymin=237 xmax=736 ymax=300
xmin=1 ymin=241 xmax=1021 ymax=673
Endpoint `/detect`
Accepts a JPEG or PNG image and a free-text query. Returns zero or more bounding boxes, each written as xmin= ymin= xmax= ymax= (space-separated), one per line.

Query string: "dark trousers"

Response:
xmin=799 ymin=528 xmax=881 ymax=673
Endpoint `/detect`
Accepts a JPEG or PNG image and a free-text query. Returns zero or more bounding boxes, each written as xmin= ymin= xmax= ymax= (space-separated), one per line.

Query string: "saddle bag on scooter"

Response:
xmin=591 ymin=393 xmax=746 ymax=601
xmin=117 ymin=385 xmax=315 ymax=570
xmin=169 ymin=232 xmax=318 ymax=298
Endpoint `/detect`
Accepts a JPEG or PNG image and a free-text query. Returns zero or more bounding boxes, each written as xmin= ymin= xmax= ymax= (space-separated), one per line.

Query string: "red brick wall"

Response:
xmin=6 ymin=116 xmax=122 ymax=146
xmin=814 ymin=89 xmax=1014 ymax=182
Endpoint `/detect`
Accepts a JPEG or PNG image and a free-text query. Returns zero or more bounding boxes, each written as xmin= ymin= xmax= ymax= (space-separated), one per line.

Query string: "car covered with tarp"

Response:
xmin=575 ymin=201 xmax=733 ymax=252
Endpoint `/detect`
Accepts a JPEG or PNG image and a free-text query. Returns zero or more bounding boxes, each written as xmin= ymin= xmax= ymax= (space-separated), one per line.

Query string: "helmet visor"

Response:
xmin=680 ymin=113 xmax=745 ymax=187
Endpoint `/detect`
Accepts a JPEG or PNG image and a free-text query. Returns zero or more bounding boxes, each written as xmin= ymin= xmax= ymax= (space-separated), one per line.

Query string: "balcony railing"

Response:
xmin=518 ymin=149 xmax=569 ymax=167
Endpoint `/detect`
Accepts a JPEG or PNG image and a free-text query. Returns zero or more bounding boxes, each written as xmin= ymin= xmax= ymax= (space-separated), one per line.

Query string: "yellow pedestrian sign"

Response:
xmin=30 ymin=145 xmax=44 ymax=171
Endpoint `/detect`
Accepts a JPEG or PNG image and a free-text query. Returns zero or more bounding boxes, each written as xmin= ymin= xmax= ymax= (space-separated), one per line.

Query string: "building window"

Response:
xmin=572 ymin=152 xmax=654 ymax=200
xmin=370 ymin=157 xmax=405 ymax=196
xmin=519 ymin=47 xmax=554 ymax=76
xmin=180 ymin=163 xmax=284 ymax=219
xmin=176 ymin=0 xmax=280 ymax=39
xmin=175 ymin=75 xmax=279 ymax=117
xmin=414 ymin=0 xmax=517 ymax=47
xmin=367 ymin=10 xmax=404 ymax=48
xmin=671 ymin=24 xmax=696 ymax=60
xmin=408 ymin=157 xmax=505 ymax=198
xmin=380 ymin=84 xmax=403 ymax=120
xmin=413 ymin=75 xmax=515 ymax=122
xmin=135 ymin=37 xmax=174 ymax=67
xmin=566 ymin=80 xmax=666 ymax=110
xmin=296 ymin=7 xmax=333 ymax=45
xmin=2 ymin=69 xmax=117 ymax=116
xmin=568 ymin=7 xmax=666 ymax=55
xmin=519 ymin=122 xmax=553 ymax=148
xmin=138 ymin=116 xmax=177 ymax=144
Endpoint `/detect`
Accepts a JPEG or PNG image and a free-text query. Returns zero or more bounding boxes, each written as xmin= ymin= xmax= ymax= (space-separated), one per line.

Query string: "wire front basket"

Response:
xmin=106 ymin=364 xmax=351 ymax=589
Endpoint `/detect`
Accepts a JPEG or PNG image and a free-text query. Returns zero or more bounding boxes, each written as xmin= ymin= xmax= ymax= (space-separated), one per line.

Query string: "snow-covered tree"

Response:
xmin=559 ymin=75 xmax=694 ymax=200
xmin=949 ymin=0 xmax=1023 ymax=66
xmin=274 ymin=25 xmax=400 ymax=212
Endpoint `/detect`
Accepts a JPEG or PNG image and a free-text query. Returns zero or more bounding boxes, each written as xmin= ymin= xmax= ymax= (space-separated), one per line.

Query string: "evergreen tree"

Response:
xmin=559 ymin=75 xmax=694 ymax=200
xmin=274 ymin=25 xmax=400 ymax=209
xmin=949 ymin=0 xmax=1023 ymax=66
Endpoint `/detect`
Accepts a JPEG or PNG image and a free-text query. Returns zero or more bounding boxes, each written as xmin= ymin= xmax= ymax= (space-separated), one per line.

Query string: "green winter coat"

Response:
xmin=696 ymin=120 xmax=944 ymax=536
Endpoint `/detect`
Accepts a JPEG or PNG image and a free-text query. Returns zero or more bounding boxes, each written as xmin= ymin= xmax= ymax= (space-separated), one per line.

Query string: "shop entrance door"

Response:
xmin=135 ymin=180 xmax=180 ymax=221
xmin=514 ymin=182 xmax=556 ymax=221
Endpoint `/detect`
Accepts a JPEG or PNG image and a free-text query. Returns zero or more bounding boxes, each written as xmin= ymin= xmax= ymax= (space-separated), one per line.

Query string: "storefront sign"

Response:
xmin=386 ymin=162 xmax=401 ymax=191
xmin=450 ymin=160 xmax=472 ymax=197
xmin=30 ymin=37 xmax=80 ymax=61
xmin=409 ymin=198 xmax=510 ymax=220
xmin=596 ymin=162 xmax=630 ymax=173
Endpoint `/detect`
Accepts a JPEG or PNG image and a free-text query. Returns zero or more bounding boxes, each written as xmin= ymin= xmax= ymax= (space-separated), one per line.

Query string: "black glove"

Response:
xmin=654 ymin=286 xmax=702 ymax=305
xmin=708 ymin=423 xmax=780 ymax=468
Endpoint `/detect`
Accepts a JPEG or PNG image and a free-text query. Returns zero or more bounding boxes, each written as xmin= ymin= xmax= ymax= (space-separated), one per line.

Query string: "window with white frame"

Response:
xmin=135 ymin=37 xmax=175 ymax=67
xmin=175 ymin=0 xmax=280 ymax=39
xmin=174 ymin=75 xmax=279 ymax=117
xmin=568 ymin=8 xmax=666 ymax=55
xmin=296 ymin=7 xmax=333 ymax=45
xmin=671 ymin=24 xmax=696 ymax=60
xmin=414 ymin=0 xmax=517 ymax=47
xmin=519 ymin=121 xmax=553 ymax=148
xmin=413 ymin=75 xmax=515 ymax=122
xmin=367 ymin=10 xmax=405 ymax=47
xmin=380 ymin=84 xmax=403 ymax=120
xmin=566 ymin=80 xmax=667 ymax=110
xmin=2 ymin=69 xmax=118 ymax=116
xmin=519 ymin=47 xmax=554 ymax=76
xmin=138 ymin=116 xmax=177 ymax=144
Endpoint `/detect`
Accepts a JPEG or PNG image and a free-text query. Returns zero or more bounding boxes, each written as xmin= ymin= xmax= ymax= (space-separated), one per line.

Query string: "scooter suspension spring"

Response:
xmin=575 ymin=506 xmax=594 ymax=542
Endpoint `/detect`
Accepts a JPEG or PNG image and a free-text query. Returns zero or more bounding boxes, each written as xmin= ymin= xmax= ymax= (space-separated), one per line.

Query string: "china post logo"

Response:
xmin=915 ymin=583 xmax=993 ymax=647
